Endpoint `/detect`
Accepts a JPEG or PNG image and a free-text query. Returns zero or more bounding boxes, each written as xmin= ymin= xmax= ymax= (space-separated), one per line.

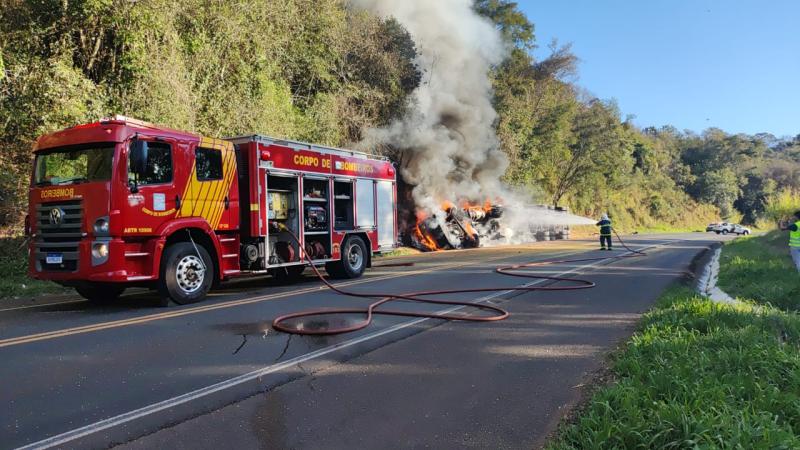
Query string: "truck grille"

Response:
xmin=34 ymin=200 xmax=83 ymax=272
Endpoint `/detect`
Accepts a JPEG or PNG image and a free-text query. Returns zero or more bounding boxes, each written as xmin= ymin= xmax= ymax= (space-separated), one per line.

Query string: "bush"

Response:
xmin=0 ymin=236 xmax=64 ymax=299
xmin=764 ymin=189 xmax=800 ymax=226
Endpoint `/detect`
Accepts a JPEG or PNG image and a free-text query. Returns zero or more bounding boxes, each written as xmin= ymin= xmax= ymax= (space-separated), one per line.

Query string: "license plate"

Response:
xmin=46 ymin=253 xmax=63 ymax=264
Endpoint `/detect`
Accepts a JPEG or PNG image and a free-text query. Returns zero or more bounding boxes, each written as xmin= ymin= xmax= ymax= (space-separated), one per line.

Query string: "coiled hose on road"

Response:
xmin=272 ymin=229 xmax=643 ymax=336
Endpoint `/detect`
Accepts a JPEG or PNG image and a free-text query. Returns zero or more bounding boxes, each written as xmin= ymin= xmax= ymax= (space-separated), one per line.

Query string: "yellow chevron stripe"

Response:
xmin=212 ymin=140 xmax=232 ymax=228
xmin=191 ymin=175 xmax=204 ymax=217
xmin=211 ymin=150 xmax=235 ymax=228
xmin=219 ymin=146 xmax=237 ymax=227
xmin=199 ymin=180 xmax=217 ymax=219
xmin=208 ymin=151 xmax=231 ymax=226
xmin=211 ymin=196 xmax=224 ymax=229
xmin=173 ymin=137 xmax=236 ymax=229
xmin=178 ymin=165 xmax=194 ymax=217
xmin=207 ymin=183 xmax=224 ymax=227
xmin=198 ymin=170 xmax=215 ymax=216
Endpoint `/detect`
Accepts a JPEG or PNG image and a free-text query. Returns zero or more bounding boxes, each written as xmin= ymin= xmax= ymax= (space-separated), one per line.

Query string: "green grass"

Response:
xmin=634 ymin=225 xmax=706 ymax=234
xmin=549 ymin=286 xmax=800 ymax=449
xmin=0 ymin=237 xmax=65 ymax=300
xmin=718 ymin=231 xmax=800 ymax=311
xmin=572 ymin=224 xmax=707 ymax=235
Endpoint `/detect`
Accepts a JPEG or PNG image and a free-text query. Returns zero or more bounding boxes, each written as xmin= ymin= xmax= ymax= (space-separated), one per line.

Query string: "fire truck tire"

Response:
xmin=75 ymin=283 xmax=125 ymax=303
xmin=324 ymin=261 xmax=345 ymax=278
xmin=158 ymin=242 xmax=213 ymax=305
xmin=269 ymin=265 xmax=306 ymax=284
xmin=327 ymin=235 xmax=367 ymax=279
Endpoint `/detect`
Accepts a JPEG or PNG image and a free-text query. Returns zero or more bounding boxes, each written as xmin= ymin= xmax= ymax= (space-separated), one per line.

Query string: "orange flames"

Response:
xmin=412 ymin=210 xmax=443 ymax=251
xmin=465 ymin=200 xmax=494 ymax=214
xmin=411 ymin=199 xmax=495 ymax=251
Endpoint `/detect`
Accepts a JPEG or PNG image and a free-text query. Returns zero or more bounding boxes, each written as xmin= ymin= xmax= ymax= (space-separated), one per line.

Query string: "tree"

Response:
xmin=734 ymin=172 xmax=776 ymax=224
xmin=474 ymin=0 xmax=535 ymax=50
xmin=697 ymin=169 xmax=741 ymax=219
xmin=493 ymin=41 xmax=578 ymax=195
xmin=548 ymin=99 xmax=631 ymax=207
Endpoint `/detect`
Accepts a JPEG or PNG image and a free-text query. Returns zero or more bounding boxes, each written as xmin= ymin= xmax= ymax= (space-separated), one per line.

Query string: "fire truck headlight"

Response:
xmin=93 ymin=217 xmax=110 ymax=235
xmin=92 ymin=242 xmax=109 ymax=259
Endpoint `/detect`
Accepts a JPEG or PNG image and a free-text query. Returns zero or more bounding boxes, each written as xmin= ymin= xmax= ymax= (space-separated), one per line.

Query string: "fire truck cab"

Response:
xmin=28 ymin=116 xmax=398 ymax=305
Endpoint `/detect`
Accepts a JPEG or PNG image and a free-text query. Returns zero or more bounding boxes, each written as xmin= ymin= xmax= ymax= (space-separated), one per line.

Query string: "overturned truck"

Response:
xmin=411 ymin=203 xmax=572 ymax=251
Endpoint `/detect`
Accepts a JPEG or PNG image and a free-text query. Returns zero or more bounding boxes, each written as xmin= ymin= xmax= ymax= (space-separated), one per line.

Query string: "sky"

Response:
xmin=517 ymin=0 xmax=799 ymax=137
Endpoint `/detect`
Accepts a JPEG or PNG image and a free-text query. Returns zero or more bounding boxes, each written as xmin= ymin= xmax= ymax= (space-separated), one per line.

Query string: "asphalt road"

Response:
xmin=1 ymin=233 xmax=731 ymax=449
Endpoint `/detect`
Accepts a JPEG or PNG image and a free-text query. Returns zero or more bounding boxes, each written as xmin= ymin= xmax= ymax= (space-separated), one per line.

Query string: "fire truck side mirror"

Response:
xmin=129 ymin=140 xmax=149 ymax=177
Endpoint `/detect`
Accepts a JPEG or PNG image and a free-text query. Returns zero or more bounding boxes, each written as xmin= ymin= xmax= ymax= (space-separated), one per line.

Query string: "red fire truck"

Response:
xmin=27 ymin=116 xmax=398 ymax=305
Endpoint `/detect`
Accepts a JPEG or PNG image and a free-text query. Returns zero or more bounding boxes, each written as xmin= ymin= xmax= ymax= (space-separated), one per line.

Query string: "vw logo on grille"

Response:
xmin=49 ymin=208 xmax=65 ymax=226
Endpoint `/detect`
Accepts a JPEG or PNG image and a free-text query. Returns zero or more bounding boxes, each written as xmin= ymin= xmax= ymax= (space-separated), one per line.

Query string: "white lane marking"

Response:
xmin=16 ymin=240 xmax=672 ymax=450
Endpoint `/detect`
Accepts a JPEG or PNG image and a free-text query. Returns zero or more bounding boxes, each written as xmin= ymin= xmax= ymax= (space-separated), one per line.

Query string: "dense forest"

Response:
xmin=1 ymin=0 xmax=798 ymax=235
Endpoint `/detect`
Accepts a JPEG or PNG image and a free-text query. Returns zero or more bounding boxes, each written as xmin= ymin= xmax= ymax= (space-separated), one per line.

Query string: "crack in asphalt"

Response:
xmin=273 ymin=334 xmax=294 ymax=363
xmin=232 ymin=334 xmax=248 ymax=355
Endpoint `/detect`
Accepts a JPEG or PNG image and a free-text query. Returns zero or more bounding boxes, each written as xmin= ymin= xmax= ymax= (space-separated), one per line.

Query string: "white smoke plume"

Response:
xmin=485 ymin=206 xmax=597 ymax=247
xmin=351 ymin=0 xmax=596 ymax=244
xmin=351 ymin=0 xmax=507 ymax=212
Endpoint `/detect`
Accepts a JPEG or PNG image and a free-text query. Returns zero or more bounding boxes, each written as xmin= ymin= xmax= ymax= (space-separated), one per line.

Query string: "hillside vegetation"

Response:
xmin=1 ymin=0 xmax=798 ymax=235
xmin=0 ymin=0 xmax=419 ymax=234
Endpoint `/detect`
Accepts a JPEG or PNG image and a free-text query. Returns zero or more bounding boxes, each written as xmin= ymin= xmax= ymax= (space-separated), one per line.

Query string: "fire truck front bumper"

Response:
xmin=29 ymin=237 xmax=162 ymax=284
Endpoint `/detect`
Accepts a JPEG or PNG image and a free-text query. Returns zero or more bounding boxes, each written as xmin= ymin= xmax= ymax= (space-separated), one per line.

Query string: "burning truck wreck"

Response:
xmin=412 ymin=202 xmax=503 ymax=251
xmin=408 ymin=201 xmax=581 ymax=252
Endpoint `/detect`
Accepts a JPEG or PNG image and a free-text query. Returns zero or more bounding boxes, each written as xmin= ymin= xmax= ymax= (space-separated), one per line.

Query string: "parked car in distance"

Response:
xmin=731 ymin=224 xmax=751 ymax=235
xmin=710 ymin=222 xmax=751 ymax=235
xmin=710 ymin=222 xmax=731 ymax=233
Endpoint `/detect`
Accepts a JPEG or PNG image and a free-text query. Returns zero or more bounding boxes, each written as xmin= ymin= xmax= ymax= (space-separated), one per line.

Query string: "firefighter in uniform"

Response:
xmin=596 ymin=213 xmax=612 ymax=251
xmin=785 ymin=210 xmax=800 ymax=273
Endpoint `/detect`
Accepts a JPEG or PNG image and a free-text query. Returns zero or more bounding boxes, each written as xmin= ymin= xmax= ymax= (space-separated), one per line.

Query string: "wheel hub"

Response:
xmin=347 ymin=244 xmax=363 ymax=270
xmin=176 ymin=255 xmax=205 ymax=293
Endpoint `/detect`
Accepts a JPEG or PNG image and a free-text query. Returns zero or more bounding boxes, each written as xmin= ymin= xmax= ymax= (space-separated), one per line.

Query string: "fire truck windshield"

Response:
xmin=34 ymin=145 xmax=114 ymax=186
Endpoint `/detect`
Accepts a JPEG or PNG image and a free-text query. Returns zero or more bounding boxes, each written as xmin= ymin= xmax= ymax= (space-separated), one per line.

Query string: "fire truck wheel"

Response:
xmin=324 ymin=261 xmax=345 ymax=279
xmin=75 ymin=283 xmax=125 ymax=303
xmin=329 ymin=235 xmax=367 ymax=279
xmin=158 ymin=242 xmax=213 ymax=305
xmin=269 ymin=265 xmax=305 ymax=284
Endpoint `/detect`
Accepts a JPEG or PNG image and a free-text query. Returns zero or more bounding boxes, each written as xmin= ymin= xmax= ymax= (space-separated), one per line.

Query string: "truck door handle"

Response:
xmin=175 ymin=195 xmax=181 ymax=209
xmin=224 ymin=196 xmax=229 ymax=210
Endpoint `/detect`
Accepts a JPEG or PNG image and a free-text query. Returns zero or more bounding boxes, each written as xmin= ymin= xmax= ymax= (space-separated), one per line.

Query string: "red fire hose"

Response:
xmin=272 ymin=229 xmax=643 ymax=336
